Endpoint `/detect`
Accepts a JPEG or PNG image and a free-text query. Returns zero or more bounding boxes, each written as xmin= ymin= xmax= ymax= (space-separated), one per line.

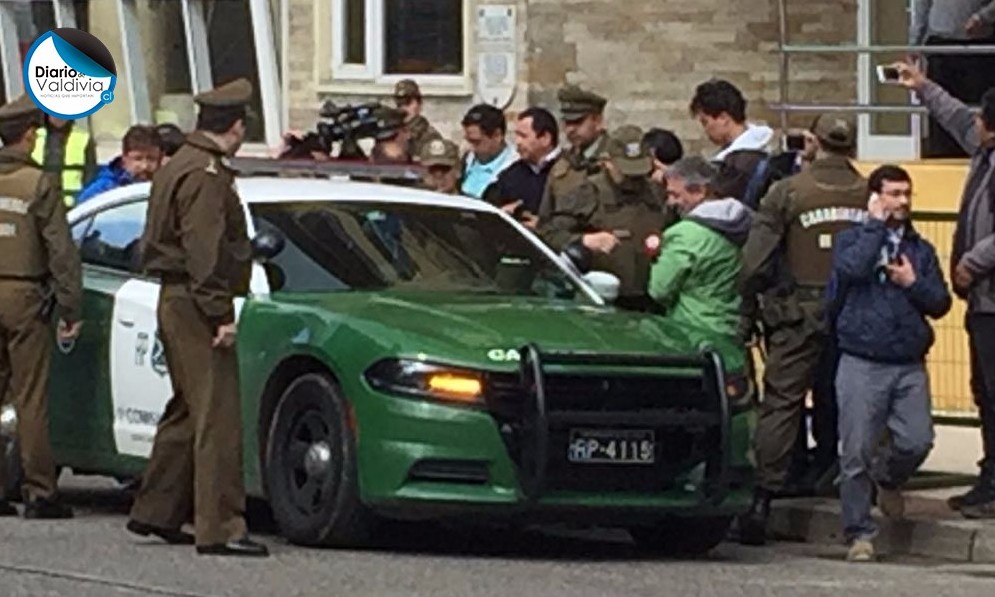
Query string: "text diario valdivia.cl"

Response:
xmin=33 ymin=66 xmax=107 ymax=93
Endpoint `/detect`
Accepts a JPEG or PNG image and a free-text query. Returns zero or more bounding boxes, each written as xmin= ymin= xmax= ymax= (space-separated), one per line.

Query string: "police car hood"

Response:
xmin=713 ymin=124 xmax=775 ymax=161
xmin=685 ymin=198 xmax=753 ymax=246
xmin=291 ymin=292 xmax=746 ymax=372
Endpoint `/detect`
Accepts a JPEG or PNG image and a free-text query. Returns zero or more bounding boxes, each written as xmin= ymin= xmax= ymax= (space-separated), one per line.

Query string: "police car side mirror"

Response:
xmin=582 ymin=271 xmax=620 ymax=303
xmin=251 ymin=230 xmax=285 ymax=261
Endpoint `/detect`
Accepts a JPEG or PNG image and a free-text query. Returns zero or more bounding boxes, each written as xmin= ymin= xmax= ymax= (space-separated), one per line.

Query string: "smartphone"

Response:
xmin=785 ymin=133 xmax=805 ymax=152
xmin=876 ymin=65 xmax=901 ymax=84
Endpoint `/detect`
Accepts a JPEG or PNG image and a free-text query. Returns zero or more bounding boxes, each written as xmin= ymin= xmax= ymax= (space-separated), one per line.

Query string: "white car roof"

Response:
xmin=68 ymin=177 xmax=495 ymax=221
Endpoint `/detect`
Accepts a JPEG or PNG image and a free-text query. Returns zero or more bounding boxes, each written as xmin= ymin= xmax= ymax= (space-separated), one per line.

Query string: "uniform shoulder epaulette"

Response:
xmin=551 ymin=157 xmax=570 ymax=178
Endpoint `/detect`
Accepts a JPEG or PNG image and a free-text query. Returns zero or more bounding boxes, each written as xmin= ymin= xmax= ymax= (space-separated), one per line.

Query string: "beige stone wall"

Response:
xmin=286 ymin=0 xmax=858 ymax=155
xmin=286 ymin=0 xmax=531 ymax=145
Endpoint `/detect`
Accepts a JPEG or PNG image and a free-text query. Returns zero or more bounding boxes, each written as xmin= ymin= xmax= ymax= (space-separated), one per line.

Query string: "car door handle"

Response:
xmin=117 ymin=317 xmax=135 ymax=327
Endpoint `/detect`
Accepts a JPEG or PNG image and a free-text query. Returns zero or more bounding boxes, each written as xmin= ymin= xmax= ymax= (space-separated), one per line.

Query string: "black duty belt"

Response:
xmin=0 ymin=273 xmax=47 ymax=283
xmin=158 ymin=272 xmax=189 ymax=285
xmin=794 ymin=285 xmax=826 ymax=301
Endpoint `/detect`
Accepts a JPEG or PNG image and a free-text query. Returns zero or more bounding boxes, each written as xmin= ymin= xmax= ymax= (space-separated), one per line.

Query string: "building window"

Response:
xmin=333 ymin=0 xmax=464 ymax=83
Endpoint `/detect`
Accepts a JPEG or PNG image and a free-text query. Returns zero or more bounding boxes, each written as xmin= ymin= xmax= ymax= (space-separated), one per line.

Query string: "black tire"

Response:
xmin=264 ymin=373 xmax=375 ymax=547
xmin=629 ymin=516 xmax=733 ymax=557
xmin=2 ymin=435 xmax=23 ymax=502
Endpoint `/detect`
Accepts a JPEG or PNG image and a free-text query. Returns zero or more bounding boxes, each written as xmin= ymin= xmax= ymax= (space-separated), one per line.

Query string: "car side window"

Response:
xmin=79 ymin=200 xmax=147 ymax=273
xmin=71 ymin=217 xmax=93 ymax=247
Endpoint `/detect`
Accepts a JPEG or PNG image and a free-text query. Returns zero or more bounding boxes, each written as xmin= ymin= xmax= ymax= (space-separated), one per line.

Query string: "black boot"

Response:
xmin=950 ymin=463 xmax=995 ymax=511
xmin=0 ymin=500 xmax=17 ymax=517
xmin=23 ymin=497 xmax=73 ymax=520
xmin=738 ymin=487 xmax=771 ymax=546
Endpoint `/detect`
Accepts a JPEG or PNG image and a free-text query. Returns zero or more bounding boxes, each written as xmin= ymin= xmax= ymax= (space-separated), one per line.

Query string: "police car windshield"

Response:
xmin=250 ymin=201 xmax=592 ymax=302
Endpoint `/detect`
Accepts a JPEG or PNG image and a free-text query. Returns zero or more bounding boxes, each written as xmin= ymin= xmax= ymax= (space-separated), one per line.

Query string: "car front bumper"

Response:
xmin=354 ymin=347 xmax=756 ymax=522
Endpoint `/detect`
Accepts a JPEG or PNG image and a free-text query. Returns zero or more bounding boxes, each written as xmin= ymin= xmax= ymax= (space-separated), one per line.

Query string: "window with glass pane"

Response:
xmin=385 ymin=0 xmax=463 ymax=75
xmin=79 ymin=201 xmax=147 ymax=273
xmin=870 ymin=0 xmax=912 ymax=136
xmin=344 ymin=0 xmax=366 ymax=64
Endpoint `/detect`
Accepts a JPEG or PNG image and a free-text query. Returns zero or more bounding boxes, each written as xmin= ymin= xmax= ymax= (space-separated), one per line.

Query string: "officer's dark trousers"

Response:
xmin=755 ymin=322 xmax=825 ymax=492
xmin=968 ymin=314 xmax=995 ymax=478
xmin=129 ymin=283 xmax=248 ymax=546
xmin=0 ymin=281 xmax=58 ymax=502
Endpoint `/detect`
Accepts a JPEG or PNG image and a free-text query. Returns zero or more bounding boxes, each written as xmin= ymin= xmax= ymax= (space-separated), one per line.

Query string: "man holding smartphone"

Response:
xmin=828 ymin=165 xmax=951 ymax=562
xmin=893 ymin=58 xmax=995 ymax=518
xmin=909 ymin=0 xmax=995 ymax=157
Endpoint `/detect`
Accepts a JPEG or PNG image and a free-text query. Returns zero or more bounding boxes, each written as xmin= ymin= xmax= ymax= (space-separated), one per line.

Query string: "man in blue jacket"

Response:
xmin=829 ymin=165 xmax=952 ymax=562
xmin=77 ymin=125 xmax=162 ymax=204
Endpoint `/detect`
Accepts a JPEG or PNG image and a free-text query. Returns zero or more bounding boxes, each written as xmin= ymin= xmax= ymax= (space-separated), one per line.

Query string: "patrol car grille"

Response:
xmin=484 ymin=371 xmax=723 ymax=494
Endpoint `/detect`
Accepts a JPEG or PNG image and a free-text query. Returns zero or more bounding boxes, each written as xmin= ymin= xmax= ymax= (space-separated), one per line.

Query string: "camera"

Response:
xmin=785 ymin=133 xmax=805 ymax=152
xmin=876 ymin=65 xmax=901 ymax=84
xmin=280 ymin=101 xmax=396 ymax=161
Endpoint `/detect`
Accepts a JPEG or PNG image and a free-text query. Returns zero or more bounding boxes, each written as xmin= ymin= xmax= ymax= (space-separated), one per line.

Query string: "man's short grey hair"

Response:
xmin=665 ymin=156 xmax=717 ymax=189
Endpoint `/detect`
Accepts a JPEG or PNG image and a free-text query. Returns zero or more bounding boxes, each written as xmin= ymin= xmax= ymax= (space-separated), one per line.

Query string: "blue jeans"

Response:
xmin=836 ymin=353 xmax=935 ymax=543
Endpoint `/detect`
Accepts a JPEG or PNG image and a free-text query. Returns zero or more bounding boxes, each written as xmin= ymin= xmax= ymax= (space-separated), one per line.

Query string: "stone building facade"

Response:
xmin=2 ymin=0 xmax=895 ymax=159
xmin=284 ymin=0 xmax=859 ymax=156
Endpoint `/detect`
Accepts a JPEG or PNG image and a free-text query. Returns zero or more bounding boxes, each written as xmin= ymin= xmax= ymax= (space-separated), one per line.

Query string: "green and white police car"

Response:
xmin=1 ymin=169 xmax=756 ymax=554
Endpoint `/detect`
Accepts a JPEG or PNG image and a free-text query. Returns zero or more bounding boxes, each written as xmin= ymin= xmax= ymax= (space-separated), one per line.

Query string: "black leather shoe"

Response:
xmin=0 ymin=500 xmax=17 ymax=517
xmin=196 ymin=537 xmax=269 ymax=557
xmin=738 ymin=488 xmax=771 ymax=546
xmin=127 ymin=519 xmax=195 ymax=545
xmin=23 ymin=498 xmax=73 ymax=520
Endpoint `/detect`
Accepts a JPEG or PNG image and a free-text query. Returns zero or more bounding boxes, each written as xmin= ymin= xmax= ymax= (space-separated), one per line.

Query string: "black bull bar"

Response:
xmin=515 ymin=344 xmax=732 ymax=506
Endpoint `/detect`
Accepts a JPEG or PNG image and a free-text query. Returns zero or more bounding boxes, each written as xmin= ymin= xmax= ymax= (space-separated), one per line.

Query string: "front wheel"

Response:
xmin=629 ymin=516 xmax=733 ymax=557
xmin=264 ymin=373 xmax=376 ymax=547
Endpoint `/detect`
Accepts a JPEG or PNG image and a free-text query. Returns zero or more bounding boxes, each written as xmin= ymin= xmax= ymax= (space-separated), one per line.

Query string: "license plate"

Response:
xmin=567 ymin=429 xmax=655 ymax=464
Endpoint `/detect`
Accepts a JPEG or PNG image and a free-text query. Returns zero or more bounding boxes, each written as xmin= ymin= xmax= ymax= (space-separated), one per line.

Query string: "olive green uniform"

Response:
xmin=740 ymin=153 xmax=868 ymax=492
xmin=129 ymin=81 xmax=253 ymax=547
xmin=406 ymin=114 xmax=442 ymax=159
xmin=392 ymin=79 xmax=442 ymax=160
xmin=540 ymin=126 xmax=670 ymax=311
xmin=538 ymin=132 xmax=610 ymax=224
xmin=0 ymin=96 xmax=83 ymax=503
xmin=537 ymin=85 xmax=610 ymax=226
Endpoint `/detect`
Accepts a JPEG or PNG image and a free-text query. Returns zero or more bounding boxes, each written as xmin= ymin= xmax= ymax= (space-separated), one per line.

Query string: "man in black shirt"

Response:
xmin=483 ymin=108 xmax=561 ymax=229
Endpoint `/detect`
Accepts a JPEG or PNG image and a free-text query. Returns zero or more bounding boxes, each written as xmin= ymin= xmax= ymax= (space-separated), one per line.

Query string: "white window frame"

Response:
xmin=855 ymin=0 xmax=920 ymax=161
xmin=330 ymin=0 xmax=469 ymax=88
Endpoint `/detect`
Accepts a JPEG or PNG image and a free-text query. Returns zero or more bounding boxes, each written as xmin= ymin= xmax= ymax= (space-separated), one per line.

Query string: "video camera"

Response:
xmin=282 ymin=100 xmax=390 ymax=160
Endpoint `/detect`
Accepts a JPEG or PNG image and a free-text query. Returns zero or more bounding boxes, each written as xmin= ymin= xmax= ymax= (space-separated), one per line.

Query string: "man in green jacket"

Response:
xmin=649 ymin=156 xmax=752 ymax=338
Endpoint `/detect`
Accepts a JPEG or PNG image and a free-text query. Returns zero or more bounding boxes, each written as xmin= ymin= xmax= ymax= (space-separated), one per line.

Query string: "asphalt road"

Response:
xmin=1 ymin=475 xmax=994 ymax=597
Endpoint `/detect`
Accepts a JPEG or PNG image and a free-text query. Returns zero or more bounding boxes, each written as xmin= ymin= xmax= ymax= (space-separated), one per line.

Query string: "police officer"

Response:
xmin=537 ymin=85 xmax=610 ymax=226
xmin=32 ymin=114 xmax=98 ymax=207
xmin=126 ymin=78 xmax=268 ymax=557
xmin=394 ymin=79 xmax=441 ymax=158
xmin=370 ymin=105 xmax=413 ymax=165
xmin=737 ymin=113 xmax=869 ymax=545
xmin=540 ymin=125 xmax=670 ymax=312
xmin=418 ymin=138 xmax=461 ymax=194
xmin=0 ymin=95 xmax=83 ymax=519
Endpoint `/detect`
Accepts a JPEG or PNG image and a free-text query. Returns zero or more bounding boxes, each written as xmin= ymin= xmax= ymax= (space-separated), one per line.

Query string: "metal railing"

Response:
xmin=771 ymin=0 xmax=984 ymax=422
xmin=773 ymin=0 xmax=994 ymax=127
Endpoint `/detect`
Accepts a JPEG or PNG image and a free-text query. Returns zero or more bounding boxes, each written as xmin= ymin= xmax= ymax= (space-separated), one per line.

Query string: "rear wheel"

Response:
xmin=629 ymin=516 xmax=733 ymax=557
xmin=264 ymin=373 xmax=376 ymax=547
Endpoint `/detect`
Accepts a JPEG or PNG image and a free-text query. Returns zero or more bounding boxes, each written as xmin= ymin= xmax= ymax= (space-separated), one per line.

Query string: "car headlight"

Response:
xmin=364 ymin=359 xmax=485 ymax=405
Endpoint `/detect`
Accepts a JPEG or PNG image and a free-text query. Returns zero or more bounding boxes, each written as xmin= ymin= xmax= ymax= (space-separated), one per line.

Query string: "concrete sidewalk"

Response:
xmin=769 ymin=483 xmax=995 ymax=562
